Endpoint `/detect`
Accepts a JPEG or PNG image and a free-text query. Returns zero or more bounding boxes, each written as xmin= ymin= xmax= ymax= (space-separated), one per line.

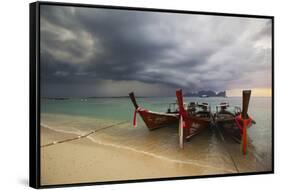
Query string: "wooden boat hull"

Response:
xmin=176 ymin=89 xmax=213 ymax=148
xmin=139 ymin=109 xmax=211 ymax=132
xmin=216 ymin=117 xmax=241 ymax=142
xmin=184 ymin=116 xmax=212 ymax=140
xmin=215 ymin=90 xmax=255 ymax=155
xmin=129 ymin=92 xmax=179 ymax=130
xmin=215 ymin=114 xmax=254 ymax=143
xmin=137 ymin=109 xmax=179 ymax=130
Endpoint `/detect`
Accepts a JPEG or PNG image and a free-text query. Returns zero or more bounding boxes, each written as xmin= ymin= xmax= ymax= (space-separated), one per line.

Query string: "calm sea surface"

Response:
xmin=41 ymin=96 xmax=272 ymax=174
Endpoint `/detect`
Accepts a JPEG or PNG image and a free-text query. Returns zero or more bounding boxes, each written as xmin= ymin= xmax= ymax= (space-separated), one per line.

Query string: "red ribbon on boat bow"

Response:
xmin=133 ymin=107 xmax=148 ymax=127
xmin=179 ymin=109 xmax=188 ymax=128
xmin=234 ymin=113 xmax=253 ymax=155
xmin=234 ymin=114 xmax=252 ymax=133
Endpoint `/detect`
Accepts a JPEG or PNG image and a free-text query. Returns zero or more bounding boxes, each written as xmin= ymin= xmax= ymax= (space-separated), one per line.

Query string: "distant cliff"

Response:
xmin=184 ymin=90 xmax=226 ymax=97
xmin=216 ymin=91 xmax=226 ymax=97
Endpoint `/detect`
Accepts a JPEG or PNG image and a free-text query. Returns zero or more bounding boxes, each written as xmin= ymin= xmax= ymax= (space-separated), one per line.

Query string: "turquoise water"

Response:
xmin=40 ymin=96 xmax=271 ymax=124
xmin=40 ymin=96 xmax=272 ymax=173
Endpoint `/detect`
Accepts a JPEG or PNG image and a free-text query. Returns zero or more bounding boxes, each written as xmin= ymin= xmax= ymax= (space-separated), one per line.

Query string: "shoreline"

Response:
xmin=41 ymin=126 xmax=231 ymax=185
xmin=40 ymin=112 xmax=271 ymax=186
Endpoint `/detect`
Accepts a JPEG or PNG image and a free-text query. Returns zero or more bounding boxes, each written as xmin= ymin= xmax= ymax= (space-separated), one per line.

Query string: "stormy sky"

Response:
xmin=40 ymin=5 xmax=272 ymax=97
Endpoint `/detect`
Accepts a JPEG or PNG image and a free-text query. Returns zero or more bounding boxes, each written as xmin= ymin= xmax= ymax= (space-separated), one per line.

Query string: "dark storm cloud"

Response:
xmin=40 ymin=5 xmax=272 ymax=97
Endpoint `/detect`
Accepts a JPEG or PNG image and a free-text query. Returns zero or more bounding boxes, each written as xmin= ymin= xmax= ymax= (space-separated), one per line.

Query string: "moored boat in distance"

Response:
xmin=129 ymin=92 xmax=179 ymax=130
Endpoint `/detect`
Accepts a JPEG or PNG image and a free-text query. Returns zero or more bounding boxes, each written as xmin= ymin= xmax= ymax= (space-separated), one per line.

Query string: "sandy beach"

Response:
xmin=40 ymin=110 xmax=271 ymax=186
xmin=41 ymin=126 xmax=231 ymax=185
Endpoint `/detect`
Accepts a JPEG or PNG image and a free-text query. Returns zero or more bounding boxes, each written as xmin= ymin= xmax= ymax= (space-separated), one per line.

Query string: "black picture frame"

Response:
xmin=29 ymin=1 xmax=274 ymax=188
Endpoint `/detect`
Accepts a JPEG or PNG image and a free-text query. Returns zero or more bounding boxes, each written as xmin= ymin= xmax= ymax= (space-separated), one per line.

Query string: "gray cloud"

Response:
xmin=40 ymin=5 xmax=272 ymax=97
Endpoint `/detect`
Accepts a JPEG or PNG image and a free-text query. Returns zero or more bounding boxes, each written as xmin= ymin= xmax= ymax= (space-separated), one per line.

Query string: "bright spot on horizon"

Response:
xmin=227 ymin=88 xmax=272 ymax=97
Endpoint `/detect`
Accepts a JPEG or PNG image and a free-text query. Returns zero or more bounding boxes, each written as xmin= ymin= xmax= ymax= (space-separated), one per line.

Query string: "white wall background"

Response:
xmin=0 ymin=0 xmax=279 ymax=189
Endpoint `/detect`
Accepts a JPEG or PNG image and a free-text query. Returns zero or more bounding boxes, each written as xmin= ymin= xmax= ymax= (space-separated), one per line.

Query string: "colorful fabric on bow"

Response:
xmin=133 ymin=107 xmax=148 ymax=127
xmin=234 ymin=114 xmax=252 ymax=133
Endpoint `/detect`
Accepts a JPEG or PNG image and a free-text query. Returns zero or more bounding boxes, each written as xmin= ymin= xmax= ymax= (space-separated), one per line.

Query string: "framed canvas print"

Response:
xmin=29 ymin=1 xmax=274 ymax=188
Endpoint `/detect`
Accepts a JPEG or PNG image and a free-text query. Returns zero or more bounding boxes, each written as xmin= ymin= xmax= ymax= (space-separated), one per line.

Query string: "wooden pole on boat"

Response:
xmin=129 ymin=92 xmax=139 ymax=109
xmin=242 ymin=90 xmax=251 ymax=119
xmin=179 ymin=115 xmax=184 ymax=149
xmin=241 ymin=90 xmax=251 ymax=155
xmin=176 ymin=89 xmax=189 ymax=149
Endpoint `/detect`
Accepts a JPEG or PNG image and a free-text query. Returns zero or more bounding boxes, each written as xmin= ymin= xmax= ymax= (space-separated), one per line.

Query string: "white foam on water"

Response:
xmin=86 ymin=135 xmax=236 ymax=173
xmin=41 ymin=122 xmax=236 ymax=173
xmin=41 ymin=123 xmax=86 ymax=136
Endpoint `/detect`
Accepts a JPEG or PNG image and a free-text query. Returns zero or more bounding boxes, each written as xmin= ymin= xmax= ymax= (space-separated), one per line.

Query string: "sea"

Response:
xmin=41 ymin=96 xmax=272 ymax=174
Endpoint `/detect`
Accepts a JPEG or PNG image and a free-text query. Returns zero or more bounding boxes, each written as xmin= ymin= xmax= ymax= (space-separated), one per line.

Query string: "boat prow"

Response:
xmin=176 ymin=89 xmax=213 ymax=148
xmin=214 ymin=90 xmax=256 ymax=154
xmin=129 ymin=92 xmax=179 ymax=130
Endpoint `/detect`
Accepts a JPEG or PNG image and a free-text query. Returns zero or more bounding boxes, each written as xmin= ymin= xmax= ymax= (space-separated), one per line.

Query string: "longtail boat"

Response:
xmin=129 ymin=92 xmax=179 ymax=130
xmin=214 ymin=90 xmax=256 ymax=154
xmin=129 ymin=92 xmax=213 ymax=133
xmin=176 ymin=89 xmax=214 ymax=148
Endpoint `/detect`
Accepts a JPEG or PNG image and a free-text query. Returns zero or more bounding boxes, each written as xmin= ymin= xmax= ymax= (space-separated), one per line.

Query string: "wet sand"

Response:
xmin=40 ymin=113 xmax=271 ymax=186
xmin=41 ymin=126 xmax=231 ymax=185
